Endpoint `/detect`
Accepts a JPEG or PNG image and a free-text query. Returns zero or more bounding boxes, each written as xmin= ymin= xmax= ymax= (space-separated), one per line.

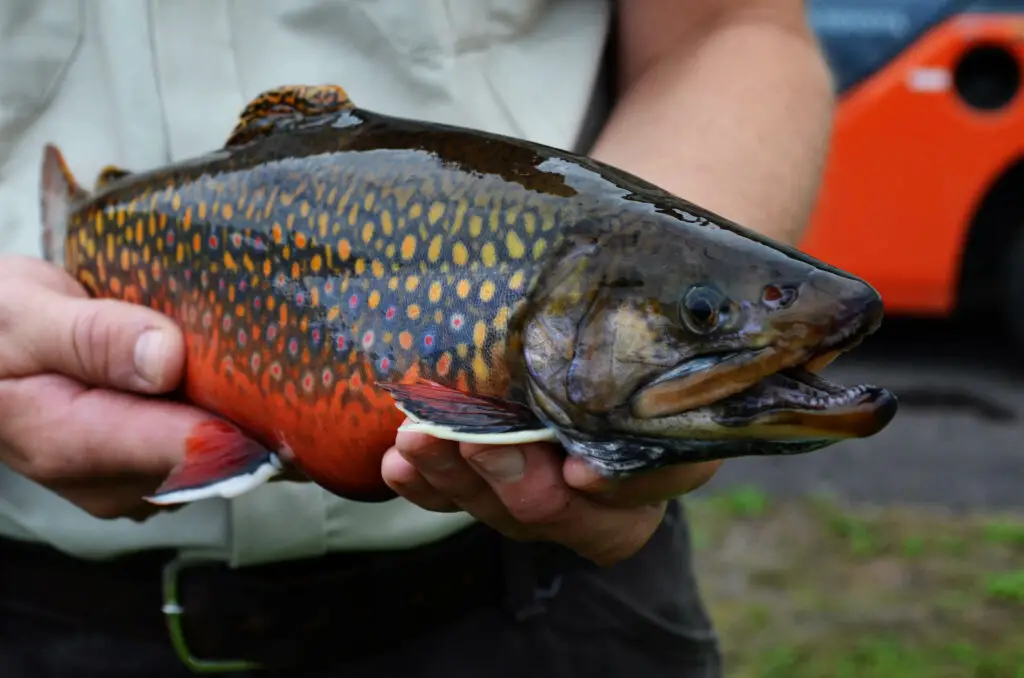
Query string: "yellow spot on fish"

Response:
xmin=427 ymin=235 xmax=442 ymax=263
xmin=272 ymin=223 xmax=284 ymax=244
xmin=493 ymin=306 xmax=510 ymax=330
xmin=456 ymin=279 xmax=471 ymax=299
xmin=399 ymin=331 xmax=413 ymax=350
xmin=295 ymin=232 xmax=308 ymax=249
xmin=224 ymin=251 xmax=238 ymax=271
xmin=505 ymin=230 xmax=525 ymax=260
xmin=368 ymin=290 xmax=381 ymax=309
xmin=481 ymin=242 xmax=497 ymax=268
xmin=509 ymin=270 xmax=526 ymax=291
xmin=428 ymin=202 xmax=445 ymax=225
xmin=327 ymin=306 xmax=341 ymax=322
xmin=473 ymin=320 xmax=487 ymax=348
xmin=371 ymin=260 xmax=385 ymax=278
xmin=407 ymin=304 xmax=421 ymax=320
xmin=479 ymin=280 xmax=496 ymax=303
xmin=428 ymin=281 xmax=442 ymax=303
xmin=533 ymin=239 xmax=547 ymax=259
xmin=523 ymin=212 xmax=537 ymax=235
xmin=94 ymin=212 xmax=104 ymax=235
xmin=171 ymin=194 xmax=181 ymax=211
xmin=401 ymin=234 xmax=416 ymax=260
xmin=355 ymin=259 xmax=366 ymax=275
xmin=222 ymin=203 xmax=234 ymax=219
xmin=473 ymin=353 xmax=489 ymax=382
xmin=311 ymin=254 xmax=323 ymax=273
xmin=198 ymin=202 xmax=207 ymax=219
xmin=381 ymin=211 xmax=394 ymax=236
xmin=362 ymin=222 xmax=374 ymax=244
xmin=405 ymin=276 xmax=420 ymax=292
xmin=388 ymin=277 xmax=399 ymax=291
xmin=452 ymin=242 xmax=468 ymax=266
xmin=338 ymin=239 xmax=351 ymax=260
xmin=363 ymin=192 xmax=376 ymax=211
xmin=409 ymin=203 xmax=423 ymax=220
xmin=300 ymin=201 xmax=310 ymax=218
xmin=263 ymin=259 xmax=272 ymax=276
xmin=318 ymin=213 xmax=329 ymax=238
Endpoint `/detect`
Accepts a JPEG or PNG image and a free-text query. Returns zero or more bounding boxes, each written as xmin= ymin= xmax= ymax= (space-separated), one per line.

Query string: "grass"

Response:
xmin=687 ymin=487 xmax=1024 ymax=678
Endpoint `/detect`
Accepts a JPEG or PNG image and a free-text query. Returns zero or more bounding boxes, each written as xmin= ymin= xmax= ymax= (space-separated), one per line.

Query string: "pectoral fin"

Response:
xmin=377 ymin=379 xmax=556 ymax=445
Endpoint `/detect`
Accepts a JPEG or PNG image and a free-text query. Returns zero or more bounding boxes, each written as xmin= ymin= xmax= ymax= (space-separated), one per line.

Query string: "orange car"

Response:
xmin=802 ymin=1 xmax=1024 ymax=344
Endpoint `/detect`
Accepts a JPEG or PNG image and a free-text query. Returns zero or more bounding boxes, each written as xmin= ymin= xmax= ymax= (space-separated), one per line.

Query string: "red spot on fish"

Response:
xmin=362 ymin=331 xmax=374 ymax=348
xmin=322 ymin=369 xmax=333 ymax=387
xmin=166 ymin=231 xmax=175 ymax=245
xmin=251 ymin=353 xmax=261 ymax=371
xmin=335 ymin=335 xmax=346 ymax=351
xmin=325 ymin=280 xmax=334 ymax=293
xmin=284 ymin=382 xmax=297 ymax=402
xmin=302 ymin=374 xmax=314 ymax=392
xmin=267 ymin=325 xmax=278 ymax=340
xmin=237 ymin=329 xmax=247 ymax=346
xmin=208 ymin=235 xmax=218 ymax=248
xmin=312 ymin=328 xmax=321 ymax=343
xmin=270 ymin=363 xmax=282 ymax=380
xmin=385 ymin=306 xmax=396 ymax=320
xmin=451 ymin=314 xmax=464 ymax=330
xmin=379 ymin=357 xmax=390 ymax=372
xmin=296 ymin=292 xmax=305 ymax=305
xmin=231 ymin=233 xmax=243 ymax=248
xmin=349 ymin=294 xmax=359 ymax=309
xmin=424 ymin=334 xmax=434 ymax=348
xmin=288 ymin=338 xmax=299 ymax=356
xmin=254 ymin=297 xmax=262 ymax=309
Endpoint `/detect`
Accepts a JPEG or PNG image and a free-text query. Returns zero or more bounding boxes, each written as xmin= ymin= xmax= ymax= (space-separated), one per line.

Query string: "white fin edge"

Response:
xmin=395 ymin=403 xmax=558 ymax=445
xmin=144 ymin=456 xmax=283 ymax=506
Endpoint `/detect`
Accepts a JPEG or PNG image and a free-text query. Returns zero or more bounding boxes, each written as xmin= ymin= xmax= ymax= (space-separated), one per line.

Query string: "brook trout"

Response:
xmin=40 ymin=84 xmax=897 ymax=505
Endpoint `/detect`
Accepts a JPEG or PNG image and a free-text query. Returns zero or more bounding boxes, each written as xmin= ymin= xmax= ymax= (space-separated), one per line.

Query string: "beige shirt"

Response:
xmin=0 ymin=0 xmax=612 ymax=566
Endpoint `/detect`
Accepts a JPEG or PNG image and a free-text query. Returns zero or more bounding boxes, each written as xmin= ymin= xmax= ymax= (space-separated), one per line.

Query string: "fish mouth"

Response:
xmin=629 ymin=319 xmax=896 ymax=441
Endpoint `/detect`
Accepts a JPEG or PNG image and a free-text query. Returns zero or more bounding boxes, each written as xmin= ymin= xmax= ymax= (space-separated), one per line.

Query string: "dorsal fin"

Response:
xmin=95 ymin=164 xmax=132 ymax=189
xmin=225 ymin=84 xmax=356 ymax=148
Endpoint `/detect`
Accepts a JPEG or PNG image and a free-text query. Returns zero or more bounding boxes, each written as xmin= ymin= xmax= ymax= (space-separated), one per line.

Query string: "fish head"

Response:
xmin=520 ymin=205 xmax=898 ymax=474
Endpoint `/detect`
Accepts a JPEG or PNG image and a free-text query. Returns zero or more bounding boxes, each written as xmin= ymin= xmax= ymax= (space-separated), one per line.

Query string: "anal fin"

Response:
xmin=146 ymin=420 xmax=284 ymax=505
xmin=377 ymin=379 xmax=556 ymax=446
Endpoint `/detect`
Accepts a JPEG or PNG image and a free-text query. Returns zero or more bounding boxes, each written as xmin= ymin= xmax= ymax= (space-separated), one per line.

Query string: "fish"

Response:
xmin=39 ymin=84 xmax=898 ymax=506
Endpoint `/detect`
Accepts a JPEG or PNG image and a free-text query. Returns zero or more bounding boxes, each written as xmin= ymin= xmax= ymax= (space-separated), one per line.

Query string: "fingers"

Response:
xmin=0 ymin=373 xmax=210 ymax=520
xmin=0 ymin=283 xmax=185 ymax=393
xmin=391 ymin=429 xmax=668 ymax=566
xmin=563 ymin=457 xmax=724 ymax=508
xmin=381 ymin=445 xmax=460 ymax=512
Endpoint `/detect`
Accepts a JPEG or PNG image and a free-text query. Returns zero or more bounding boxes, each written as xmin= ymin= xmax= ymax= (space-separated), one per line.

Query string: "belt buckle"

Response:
xmin=161 ymin=554 xmax=263 ymax=673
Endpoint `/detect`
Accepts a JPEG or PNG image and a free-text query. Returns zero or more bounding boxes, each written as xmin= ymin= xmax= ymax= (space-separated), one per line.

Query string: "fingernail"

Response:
xmin=133 ymin=329 xmax=170 ymax=387
xmin=470 ymin=446 xmax=525 ymax=483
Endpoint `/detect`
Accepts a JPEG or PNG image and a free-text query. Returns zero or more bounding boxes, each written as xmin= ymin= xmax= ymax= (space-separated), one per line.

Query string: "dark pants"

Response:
xmin=0 ymin=500 xmax=720 ymax=678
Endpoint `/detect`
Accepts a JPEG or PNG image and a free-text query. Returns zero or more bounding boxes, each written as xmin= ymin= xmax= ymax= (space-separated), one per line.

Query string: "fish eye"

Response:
xmin=763 ymin=284 xmax=798 ymax=310
xmin=680 ymin=285 xmax=730 ymax=334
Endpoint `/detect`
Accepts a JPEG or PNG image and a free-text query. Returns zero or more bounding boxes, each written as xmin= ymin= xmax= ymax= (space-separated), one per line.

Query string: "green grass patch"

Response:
xmin=689 ymin=493 xmax=1024 ymax=678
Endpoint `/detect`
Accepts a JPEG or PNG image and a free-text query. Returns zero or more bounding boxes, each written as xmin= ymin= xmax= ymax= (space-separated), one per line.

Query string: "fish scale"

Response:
xmin=40 ymin=84 xmax=898 ymax=505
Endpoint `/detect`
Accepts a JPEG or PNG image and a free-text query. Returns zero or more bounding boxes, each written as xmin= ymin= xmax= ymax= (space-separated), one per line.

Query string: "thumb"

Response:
xmin=4 ymin=287 xmax=186 ymax=393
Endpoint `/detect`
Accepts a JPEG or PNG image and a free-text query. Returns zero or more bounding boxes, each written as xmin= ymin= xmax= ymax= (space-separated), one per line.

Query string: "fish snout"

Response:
xmin=806 ymin=270 xmax=884 ymax=349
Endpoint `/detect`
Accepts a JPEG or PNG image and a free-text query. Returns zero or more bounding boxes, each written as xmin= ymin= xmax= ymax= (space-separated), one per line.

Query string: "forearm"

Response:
xmin=590 ymin=9 xmax=835 ymax=246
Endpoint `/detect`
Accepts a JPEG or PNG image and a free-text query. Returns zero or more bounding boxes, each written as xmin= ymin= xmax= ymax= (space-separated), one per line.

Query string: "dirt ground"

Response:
xmin=687 ymin=489 xmax=1024 ymax=678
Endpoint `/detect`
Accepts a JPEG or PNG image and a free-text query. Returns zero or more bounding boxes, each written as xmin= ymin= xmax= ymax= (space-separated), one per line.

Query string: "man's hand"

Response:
xmin=382 ymin=433 xmax=720 ymax=566
xmin=0 ymin=255 xmax=205 ymax=521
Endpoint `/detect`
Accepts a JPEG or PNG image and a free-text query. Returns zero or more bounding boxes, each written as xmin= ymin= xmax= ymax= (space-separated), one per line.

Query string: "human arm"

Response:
xmin=384 ymin=0 xmax=836 ymax=565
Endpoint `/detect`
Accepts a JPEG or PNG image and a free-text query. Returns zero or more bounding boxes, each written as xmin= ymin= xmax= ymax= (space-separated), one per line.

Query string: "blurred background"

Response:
xmin=689 ymin=1 xmax=1024 ymax=676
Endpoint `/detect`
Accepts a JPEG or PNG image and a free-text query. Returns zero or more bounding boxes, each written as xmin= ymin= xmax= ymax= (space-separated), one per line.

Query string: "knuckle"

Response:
xmin=69 ymin=304 xmax=115 ymax=383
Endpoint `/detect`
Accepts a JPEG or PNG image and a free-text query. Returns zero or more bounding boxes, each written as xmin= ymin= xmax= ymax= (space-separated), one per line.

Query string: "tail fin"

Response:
xmin=40 ymin=144 xmax=88 ymax=267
